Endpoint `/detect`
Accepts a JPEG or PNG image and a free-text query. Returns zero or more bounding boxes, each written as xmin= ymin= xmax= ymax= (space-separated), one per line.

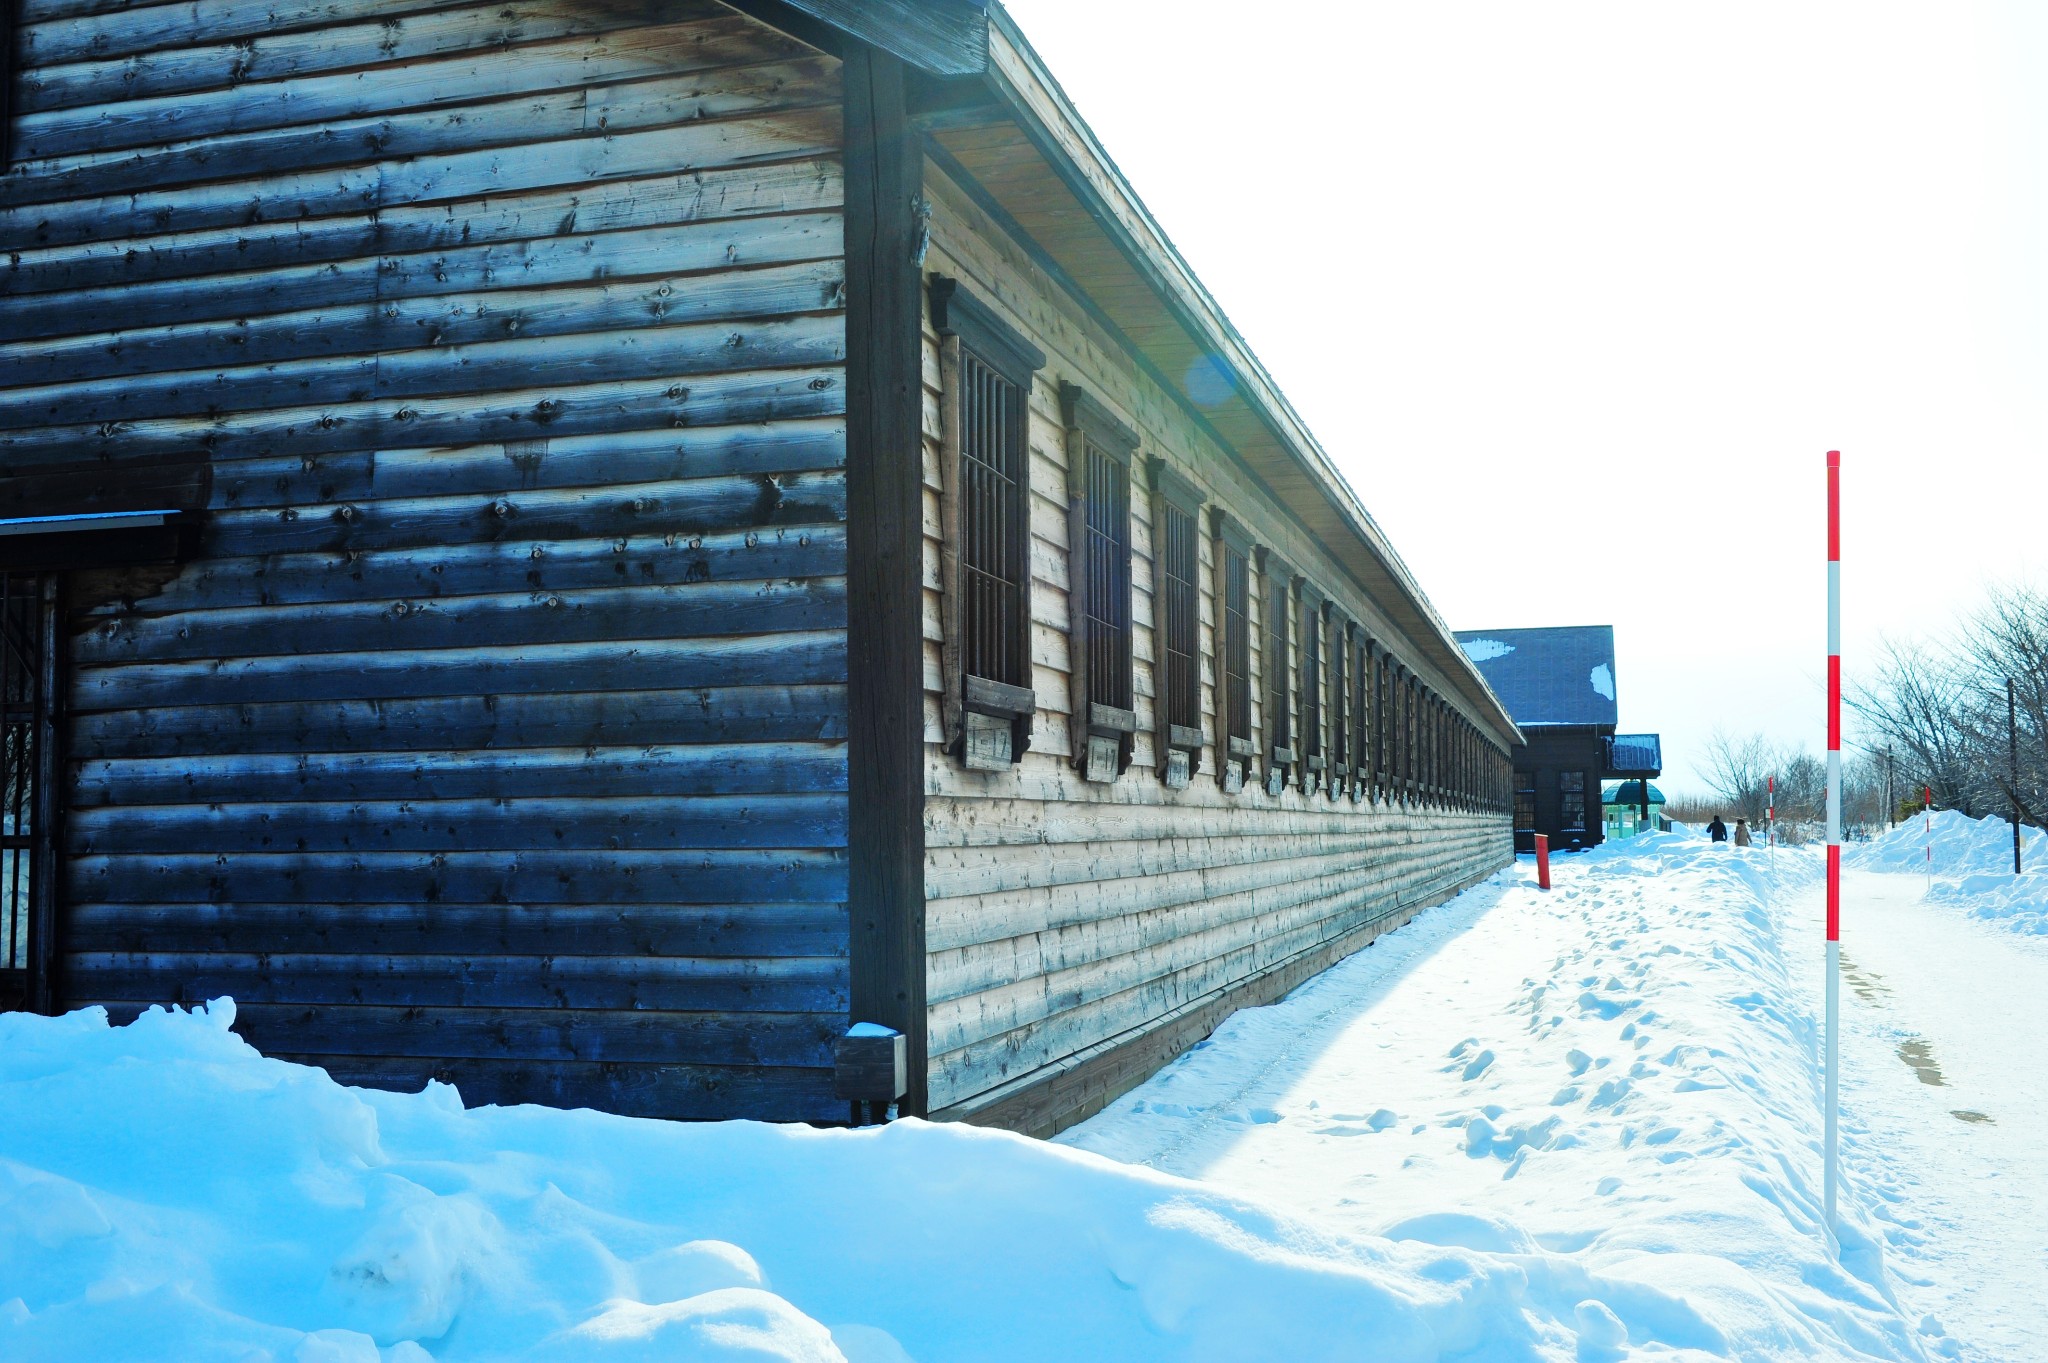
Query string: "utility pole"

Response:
xmin=2011 ymin=677 xmax=2023 ymax=876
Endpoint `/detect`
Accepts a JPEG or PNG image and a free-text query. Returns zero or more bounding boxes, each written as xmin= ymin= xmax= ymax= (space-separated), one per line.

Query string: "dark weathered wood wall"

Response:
xmin=3 ymin=0 xmax=854 ymax=1119
xmin=918 ymin=162 xmax=1513 ymax=1135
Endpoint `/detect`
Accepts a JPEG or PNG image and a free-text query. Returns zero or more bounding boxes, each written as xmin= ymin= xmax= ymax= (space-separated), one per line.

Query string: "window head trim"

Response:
xmin=929 ymin=275 xmax=1045 ymax=384
xmin=1058 ymin=382 xmax=1138 ymax=463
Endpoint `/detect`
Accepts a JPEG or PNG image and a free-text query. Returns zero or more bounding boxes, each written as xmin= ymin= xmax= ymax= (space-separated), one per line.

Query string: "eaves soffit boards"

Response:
xmin=772 ymin=0 xmax=1519 ymax=743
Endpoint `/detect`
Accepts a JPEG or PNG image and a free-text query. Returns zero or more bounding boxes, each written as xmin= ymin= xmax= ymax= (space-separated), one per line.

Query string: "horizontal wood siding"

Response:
xmin=8 ymin=0 xmax=850 ymax=1120
xmin=919 ymin=161 xmax=1512 ymax=1132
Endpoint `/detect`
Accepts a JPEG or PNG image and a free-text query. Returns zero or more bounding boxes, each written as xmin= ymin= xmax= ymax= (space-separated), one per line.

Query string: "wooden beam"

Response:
xmin=778 ymin=0 xmax=986 ymax=77
xmin=842 ymin=42 xmax=930 ymax=1115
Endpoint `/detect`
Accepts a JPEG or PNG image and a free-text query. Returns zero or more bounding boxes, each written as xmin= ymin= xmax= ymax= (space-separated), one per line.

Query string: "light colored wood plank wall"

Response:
xmin=918 ymin=159 xmax=1512 ymax=1121
xmin=4 ymin=0 xmax=852 ymax=1120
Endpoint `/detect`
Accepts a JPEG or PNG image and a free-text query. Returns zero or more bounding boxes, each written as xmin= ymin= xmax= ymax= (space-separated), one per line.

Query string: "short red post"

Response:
xmin=1534 ymin=833 xmax=1551 ymax=890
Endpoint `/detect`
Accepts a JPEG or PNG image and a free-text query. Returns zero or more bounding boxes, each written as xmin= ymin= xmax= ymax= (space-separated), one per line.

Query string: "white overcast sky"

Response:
xmin=1001 ymin=1 xmax=2048 ymax=793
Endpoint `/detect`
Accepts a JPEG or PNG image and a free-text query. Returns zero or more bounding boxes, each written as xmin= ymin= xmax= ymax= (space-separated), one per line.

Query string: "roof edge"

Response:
xmin=974 ymin=6 xmax=1517 ymax=742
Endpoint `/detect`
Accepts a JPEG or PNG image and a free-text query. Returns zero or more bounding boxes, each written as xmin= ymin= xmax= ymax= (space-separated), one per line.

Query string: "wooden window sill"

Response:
xmin=965 ymin=674 xmax=1035 ymax=720
xmin=1086 ymin=702 xmax=1138 ymax=736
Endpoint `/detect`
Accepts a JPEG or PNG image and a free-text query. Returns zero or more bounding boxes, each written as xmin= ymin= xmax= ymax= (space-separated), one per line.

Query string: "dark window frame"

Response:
xmin=0 ymin=572 xmax=59 ymax=1015
xmin=1058 ymin=382 xmax=1140 ymax=782
xmin=1297 ymin=581 xmax=1325 ymax=793
xmin=1514 ymin=769 xmax=1537 ymax=833
xmin=1259 ymin=549 xmax=1294 ymax=790
xmin=1214 ymin=515 xmax=1255 ymax=792
xmin=1370 ymin=643 xmax=1387 ymax=802
xmin=1560 ymin=768 xmax=1588 ymax=832
xmin=1150 ymin=460 xmax=1204 ymax=786
xmin=931 ymin=277 xmax=1046 ymax=768
xmin=1328 ymin=617 xmax=1349 ymax=801
xmin=1352 ymin=633 xmax=1371 ymax=803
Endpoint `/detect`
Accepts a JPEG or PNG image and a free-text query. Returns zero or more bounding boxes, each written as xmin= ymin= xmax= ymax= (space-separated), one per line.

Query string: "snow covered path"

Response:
xmin=1062 ymin=837 xmax=1937 ymax=1361
xmin=1820 ymin=868 xmax=2048 ymax=1362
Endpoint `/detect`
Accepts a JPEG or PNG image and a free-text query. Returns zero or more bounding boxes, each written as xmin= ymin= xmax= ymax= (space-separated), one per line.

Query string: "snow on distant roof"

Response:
xmin=1451 ymin=626 xmax=1618 ymax=727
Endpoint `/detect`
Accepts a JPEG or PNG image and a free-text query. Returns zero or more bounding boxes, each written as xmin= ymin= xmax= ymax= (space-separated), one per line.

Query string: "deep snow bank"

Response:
xmin=1853 ymin=810 xmax=2048 ymax=934
xmin=1850 ymin=808 xmax=2047 ymax=878
xmin=8 ymin=1000 xmax=1601 ymax=1363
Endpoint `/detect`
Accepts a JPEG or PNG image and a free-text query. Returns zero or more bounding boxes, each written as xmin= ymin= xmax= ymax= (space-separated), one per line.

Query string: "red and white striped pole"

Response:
xmin=1924 ymin=784 xmax=1933 ymax=893
xmin=1768 ymin=774 xmax=1777 ymax=869
xmin=1824 ymin=450 xmax=1843 ymax=1234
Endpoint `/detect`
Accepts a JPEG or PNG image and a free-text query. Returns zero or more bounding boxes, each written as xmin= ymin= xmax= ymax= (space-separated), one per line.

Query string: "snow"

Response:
xmin=1825 ymin=869 xmax=2048 ymax=1363
xmin=1461 ymin=637 xmax=1517 ymax=662
xmin=1588 ymin=664 xmax=1615 ymax=700
xmin=1852 ymin=811 xmax=2048 ymax=935
xmin=1062 ymin=836 xmax=1938 ymax=1361
xmin=1851 ymin=809 xmax=2047 ymax=879
xmin=842 ymin=1022 xmax=898 ymax=1038
xmin=10 ymin=830 xmax=2043 ymax=1360
xmin=0 ymin=998 xmax=1646 ymax=1362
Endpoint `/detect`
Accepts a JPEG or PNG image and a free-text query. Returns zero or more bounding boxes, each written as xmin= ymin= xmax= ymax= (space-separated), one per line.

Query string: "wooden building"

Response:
xmin=0 ymin=0 xmax=1519 ymax=1135
xmin=1453 ymin=626 xmax=1661 ymax=855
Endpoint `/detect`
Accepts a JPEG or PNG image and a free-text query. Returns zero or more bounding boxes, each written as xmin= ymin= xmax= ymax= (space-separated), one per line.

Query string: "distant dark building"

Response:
xmin=1453 ymin=627 xmax=1662 ymax=852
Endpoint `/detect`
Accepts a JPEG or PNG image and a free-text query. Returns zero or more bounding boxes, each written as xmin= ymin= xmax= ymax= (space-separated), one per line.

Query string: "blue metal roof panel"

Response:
xmin=1607 ymin=733 xmax=1663 ymax=775
xmin=1452 ymin=626 xmax=1618 ymax=727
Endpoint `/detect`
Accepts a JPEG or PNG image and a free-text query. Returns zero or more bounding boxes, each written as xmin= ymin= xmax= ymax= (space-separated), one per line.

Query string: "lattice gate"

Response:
xmin=0 ymin=572 xmax=58 ymax=1015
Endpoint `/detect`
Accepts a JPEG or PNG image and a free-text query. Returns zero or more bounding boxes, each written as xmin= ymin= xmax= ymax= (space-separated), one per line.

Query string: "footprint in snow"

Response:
xmin=1589 ymin=1076 xmax=1632 ymax=1109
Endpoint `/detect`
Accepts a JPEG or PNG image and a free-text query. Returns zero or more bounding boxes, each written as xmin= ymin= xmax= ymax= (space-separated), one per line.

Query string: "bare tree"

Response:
xmin=1955 ymin=582 xmax=2048 ymax=827
xmin=1701 ymin=729 xmax=1773 ymax=822
xmin=1849 ymin=580 xmax=2048 ymax=829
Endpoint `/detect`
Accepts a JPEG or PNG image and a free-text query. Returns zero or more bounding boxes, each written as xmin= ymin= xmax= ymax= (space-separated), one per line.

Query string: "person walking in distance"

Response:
xmin=1733 ymin=818 xmax=1752 ymax=847
xmin=1708 ymin=814 xmax=1728 ymax=844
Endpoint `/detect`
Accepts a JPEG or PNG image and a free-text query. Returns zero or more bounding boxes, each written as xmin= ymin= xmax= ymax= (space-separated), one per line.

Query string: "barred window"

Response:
xmin=961 ymin=350 xmax=1026 ymax=690
xmin=1373 ymin=646 xmax=1389 ymax=798
xmin=1222 ymin=541 xmax=1251 ymax=749
xmin=1262 ymin=552 xmax=1293 ymax=774
xmin=1299 ymin=589 xmax=1323 ymax=789
xmin=1353 ymin=637 xmax=1371 ymax=801
xmin=1060 ymin=384 xmax=1139 ymax=783
xmin=1158 ymin=499 xmax=1198 ymax=732
xmin=1330 ymin=621 xmax=1348 ymax=781
xmin=1151 ymin=462 xmax=1204 ymax=787
xmin=1214 ymin=517 xmax=1254 ymax=793
xmin=932 ymin=277 xmax=1045 ymax=770
xmin=1081 ymin=438 xmax=1132 ymax=713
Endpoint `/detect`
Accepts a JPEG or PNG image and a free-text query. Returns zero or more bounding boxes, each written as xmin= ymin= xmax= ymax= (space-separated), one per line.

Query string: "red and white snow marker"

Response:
xmin=1824 ymin=450 xmax=1842 ymax=1237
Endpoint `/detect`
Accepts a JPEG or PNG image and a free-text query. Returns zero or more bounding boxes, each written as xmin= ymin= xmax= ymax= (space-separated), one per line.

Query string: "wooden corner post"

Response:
xmin=843 ymin=44 xmax=929 ymax=1115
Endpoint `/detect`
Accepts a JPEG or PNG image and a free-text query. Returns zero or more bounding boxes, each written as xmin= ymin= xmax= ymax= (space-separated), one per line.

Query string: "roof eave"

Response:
xmin=974 ymin=8 xmax=1517 ymax=741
